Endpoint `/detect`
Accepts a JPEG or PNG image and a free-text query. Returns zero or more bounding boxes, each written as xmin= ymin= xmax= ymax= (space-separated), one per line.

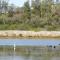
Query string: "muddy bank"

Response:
xmin=0 ymin=30 xmax=60 ymax=38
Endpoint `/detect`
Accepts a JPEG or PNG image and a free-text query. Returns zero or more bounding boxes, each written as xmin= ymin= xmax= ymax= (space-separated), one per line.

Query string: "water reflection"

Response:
xmin=0 ymin=46 xmax=60 ymax=60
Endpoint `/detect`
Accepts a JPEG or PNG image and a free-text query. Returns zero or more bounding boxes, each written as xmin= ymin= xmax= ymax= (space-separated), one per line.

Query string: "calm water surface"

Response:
xmin=0 ymin=38 xmax=60 ymax=45
xmin=0 ymin=53 xmax=60 ymax=60
xmin=0 ymin=38 xmax=60 ymax=60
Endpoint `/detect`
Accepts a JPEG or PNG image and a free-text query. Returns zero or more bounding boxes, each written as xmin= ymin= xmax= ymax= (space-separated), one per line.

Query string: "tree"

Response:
xmin=15 ymin=7 xmax=20 ymax=14
xmin=8 ymin=4 xmax=14 ymax=17
xmin=0 ymin=0 xmax=9 ymax=14
xmin=0 ymin=0 xmax=2 ymax=14
xmin=23 ymin=0 xmax=31 ymax=20
xmin=31 ymin=0 xmax=41 ymax=17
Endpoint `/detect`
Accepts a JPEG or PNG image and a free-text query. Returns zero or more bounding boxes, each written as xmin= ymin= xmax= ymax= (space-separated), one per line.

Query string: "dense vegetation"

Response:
xmin=0 ymin=0 xmax=60 ymax=31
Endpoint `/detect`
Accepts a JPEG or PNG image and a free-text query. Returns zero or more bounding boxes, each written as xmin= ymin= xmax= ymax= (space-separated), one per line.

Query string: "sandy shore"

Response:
xmin=0 ymin=30 xmax=60 ymax=38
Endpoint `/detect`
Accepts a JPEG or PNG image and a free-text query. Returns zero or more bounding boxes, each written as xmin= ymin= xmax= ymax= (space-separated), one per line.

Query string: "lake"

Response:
xmin=0 ymin=38 xmax=60 ymax=45
xmin=0 ymin=38 xmax=60 ymax=60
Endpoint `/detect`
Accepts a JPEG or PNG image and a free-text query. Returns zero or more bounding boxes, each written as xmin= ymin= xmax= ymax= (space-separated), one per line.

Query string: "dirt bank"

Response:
xmin=0 ymin=30 xmax=60 ymax=38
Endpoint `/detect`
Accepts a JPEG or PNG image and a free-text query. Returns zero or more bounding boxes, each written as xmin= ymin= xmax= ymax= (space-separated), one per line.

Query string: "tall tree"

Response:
xmin=2 ymin=0 xmax=8 ymax=13
xmin=0 ymin=0 xmax=2 ymax=13
xmin=31 ymin=0 xmax=41 ymax=17
xmin=8 ymin=4 xmax=14 ymax=17
xmin=23 ymin=0 xmax=31 ymax=20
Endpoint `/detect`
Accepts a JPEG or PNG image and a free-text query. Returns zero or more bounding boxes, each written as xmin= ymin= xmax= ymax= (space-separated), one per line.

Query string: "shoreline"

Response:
xmin=0 ymin=30 xmax=60 ymax=38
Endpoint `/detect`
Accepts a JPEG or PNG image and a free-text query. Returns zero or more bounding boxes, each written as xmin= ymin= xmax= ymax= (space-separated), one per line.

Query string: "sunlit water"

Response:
xmin=0 ymin=38 xmax=60 ymax=60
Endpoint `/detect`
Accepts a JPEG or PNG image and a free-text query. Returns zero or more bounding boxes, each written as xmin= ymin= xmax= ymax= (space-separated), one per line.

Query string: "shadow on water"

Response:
xmin=0 ymin=46 xmax=60 ymax=60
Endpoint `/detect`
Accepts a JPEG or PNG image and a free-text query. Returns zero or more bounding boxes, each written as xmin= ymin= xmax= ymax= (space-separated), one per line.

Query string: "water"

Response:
xmin=0 ymin=50 xmax=60 ymax=60
xmin=0 ymin=38 xmax=60 ymax=60
xmin=0 ymin=38 xmax=60 ymax=46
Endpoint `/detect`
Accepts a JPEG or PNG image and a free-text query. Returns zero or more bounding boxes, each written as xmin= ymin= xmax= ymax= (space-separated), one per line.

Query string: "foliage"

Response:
xmin=23 ymin=1 xmax=31 ymax=20
xmin=0 ymin=0 xmax=60 ymax=31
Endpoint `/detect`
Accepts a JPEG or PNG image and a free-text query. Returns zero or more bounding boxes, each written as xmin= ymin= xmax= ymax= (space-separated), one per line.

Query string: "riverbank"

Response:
xmin=0 ymin=30 xmax=60 ymax=38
